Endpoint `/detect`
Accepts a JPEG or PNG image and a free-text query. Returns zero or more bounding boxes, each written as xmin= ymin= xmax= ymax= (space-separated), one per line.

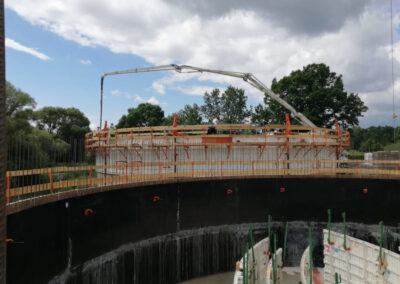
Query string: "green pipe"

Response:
xmin=309 ymin=228 xmax=313 ymax=284
xmin=327 ymin=209 xmax=331 ymax=243
xmin=342 ymin=212 xmax=347 ymax=249
xmin=244 ymin=242 xmax=249 ymax=284
xmin=249 ymin=224 xmax=255 ymax=284
xmin=335 ymin=272 xmax=339 ymax=284
xmin=273 ymin=234 xmax=277 ymax=284
xmin=283 ymin=222 xmax=289 ymax=266
xmin=242 ymin=242 xmax=246 ymax=280
xmin=268 ymin=215 xmax=272 ymax=253
xmin=379 ymin=221 xmax=383 ymax=262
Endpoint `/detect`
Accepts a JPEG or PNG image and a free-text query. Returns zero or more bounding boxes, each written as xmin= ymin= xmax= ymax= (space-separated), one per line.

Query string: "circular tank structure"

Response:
xmin=6 ymin=124 xmax=400 ymax=284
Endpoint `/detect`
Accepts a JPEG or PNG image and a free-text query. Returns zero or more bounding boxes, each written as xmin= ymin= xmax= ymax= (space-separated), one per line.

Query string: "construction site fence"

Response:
xmin=6 ymin=159 xmax=400 ymax=204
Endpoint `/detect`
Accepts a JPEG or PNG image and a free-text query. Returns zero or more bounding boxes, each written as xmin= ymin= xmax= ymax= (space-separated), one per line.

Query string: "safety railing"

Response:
xmin=5 ymin=159 xmax=400 ymax=204
xmin=85 ymin=124 xmax=350 ymax=150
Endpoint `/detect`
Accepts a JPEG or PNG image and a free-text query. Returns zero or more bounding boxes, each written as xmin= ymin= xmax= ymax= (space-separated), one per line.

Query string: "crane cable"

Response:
xmin=391 ymin=0 xmax=397 ymax=143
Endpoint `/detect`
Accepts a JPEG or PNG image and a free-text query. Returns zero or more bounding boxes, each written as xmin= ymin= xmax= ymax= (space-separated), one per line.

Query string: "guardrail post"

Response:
xmin=49 ymin=168 xmax=54 ymax=194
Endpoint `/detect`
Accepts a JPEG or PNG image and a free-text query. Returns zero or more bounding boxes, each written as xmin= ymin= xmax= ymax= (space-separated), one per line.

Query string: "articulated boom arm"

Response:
xmin=100 ymin=64 xmax=316 ymax=128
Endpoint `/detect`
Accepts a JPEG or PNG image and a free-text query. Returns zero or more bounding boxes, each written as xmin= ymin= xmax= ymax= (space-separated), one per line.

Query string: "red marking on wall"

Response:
xmin=313 ymin=268 xmax=324 ymax=284
xmin=280 ymin=187 xmax=285 ymax=193
xmin=201 ymin=136 xmax=232 ymax=144
xmin=363 ymin=188 xmax=368 ymax=194
xmin=153 ymin=196 xmax=160 ymax=202
xmin=84 ymin=209 xmax=94 ymax=216
xmin=227 ymin=189 xmax=232 ymax=195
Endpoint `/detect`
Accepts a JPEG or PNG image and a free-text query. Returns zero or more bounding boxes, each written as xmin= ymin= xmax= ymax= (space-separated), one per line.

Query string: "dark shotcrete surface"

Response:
xmin=6 ymin=177 xmax=400 ymax=283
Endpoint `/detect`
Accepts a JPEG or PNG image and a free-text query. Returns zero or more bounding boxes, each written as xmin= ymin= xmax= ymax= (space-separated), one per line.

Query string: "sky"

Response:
xmin=4 ymin=0 xmax=400 ymax=129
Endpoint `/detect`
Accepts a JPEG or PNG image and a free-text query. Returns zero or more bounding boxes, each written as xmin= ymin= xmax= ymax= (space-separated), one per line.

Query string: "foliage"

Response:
xmin=6 ymin=81 xmax=36 ymax=136
xmin=116 ymin=103 xmax=165 ymax=128
xmin=264 ymin=63 xmax=367 ymax=128
xmin=347 ymin=150 xmax=364 ymax=160
xmin=349 ymin=126 xmax=396 ymax=152
xmin=34 ymin=106 xmax=90 ymax=140
xmin=7 ymin=129 xmax=70 ymax=170
xmin=384 ymin=142 xmax=400 ymax=151
xmin=6 ymin=81 xmax=90 ymax=170
xmin=201 ymin=88 xmax=222 ymax=123
xmin=163 ymin=104 xmax=203 ymax=126
xmin=201 ymin=86 xmax=251 ymax=124
xmin=251 ymin=104 xmax=274 ymax=126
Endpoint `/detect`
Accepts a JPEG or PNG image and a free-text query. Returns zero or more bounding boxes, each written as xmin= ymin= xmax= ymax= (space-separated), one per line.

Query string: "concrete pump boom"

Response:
xmin=100 ymin=64 xmax=316 ymax=128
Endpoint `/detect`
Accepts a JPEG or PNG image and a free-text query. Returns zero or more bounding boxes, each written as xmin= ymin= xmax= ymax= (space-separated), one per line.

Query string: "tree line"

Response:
xmin=6 ymin=81 xmax=91 ymax=170
xmin=117 ymin=63 xmax=368 ymax=129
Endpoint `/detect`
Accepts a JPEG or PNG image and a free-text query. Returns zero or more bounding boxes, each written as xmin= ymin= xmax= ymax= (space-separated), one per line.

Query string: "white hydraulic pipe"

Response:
xmin=100 ymin=64 xmax=316 ymax=128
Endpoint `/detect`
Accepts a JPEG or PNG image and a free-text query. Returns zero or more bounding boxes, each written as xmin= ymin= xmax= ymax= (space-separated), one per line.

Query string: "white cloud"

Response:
xmin=176 ymin=85 xmax=219 ymax=96
xmin=111 ymin=89 xmax=131 ymax=99
xmin=147 ymin=96 xmax=160 ymax=105
xmin=80 ymin=59 xmax=92 ymax=65
xmin=5 ymin=38 xmax=51 ymax=61
xmin=5 ymin=0 xmax=400 ymax=126
xmin=134 ymin=94 xmax=145 ymax=102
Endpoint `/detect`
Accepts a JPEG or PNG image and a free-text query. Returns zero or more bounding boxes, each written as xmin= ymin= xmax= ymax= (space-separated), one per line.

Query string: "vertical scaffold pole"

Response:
xmin=0 ymin=0 xmax=6 ymax=281
xmin=283 ymin=222 xmax=288 ymax=266
xmin=309 ymin=228 xmax=313 ymax=284
xmin=246 ymin=243 xmax=249 ymax=284
xmin=249 ymin=224 xmax=255 ymax=284
xmin=273 ymin=234 xmax=277 ymax=284
xmin=379 ymin=221 xmax=384 ymax=262
xmin=268 ymin=215 xmax=272 ymax=255
xmin=243 ymin=242 xmax=247 ymax=284
xmin=342 ymin=212 xmax=347 ymax=249
xmin=327 ymin=209 xmax=332 ymax=244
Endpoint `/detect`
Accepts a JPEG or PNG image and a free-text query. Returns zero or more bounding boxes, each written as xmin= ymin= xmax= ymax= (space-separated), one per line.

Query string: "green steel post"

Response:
xmin=327 ymin=209 xmax=331 ymax=243
xmin=268 ymin=215 xmax=272 ymax=254
xmin=335 ymin=272 xmax=339 ymax=284
xmin=309 ymin=228 xmax=313 ymax=284
xmin=249 ymin=224 xmax=255 ymax=284
xmin=342 ymin=212 xmax=347 ymax=249
xmin=242 ymin=242 xmax=246 ymax=278
xmin=273 ymin=234 xmax=277 ymax=284
xmin=244 ymin=242 xmax=249 ymax=284
xmin=283 ymin=222 xmax=288 ymax=266
xmin=379 ymin=221 xmax=383 ymax=262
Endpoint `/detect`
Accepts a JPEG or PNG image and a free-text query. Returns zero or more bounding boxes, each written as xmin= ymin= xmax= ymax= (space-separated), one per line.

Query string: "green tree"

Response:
xmin=349 ymin=126 xmax=396 ymax=151
xmin=201 ymin=88 xmax=221 ymax=123
xmin=117 ymin=103 xmax=165 ymax=128
xmin=201 ymin=86 xmax=251 ymax=124
xmin=251 ymin=104 xmax=274 ymax=126
xmin=163 ymin=104 xmax=203 ymax=126
xmin=6 ymin=81 xmax=36 ymax=136
xmin=265 ymin=63 xmax=367 ymax=128
xmin=35 ymin=107 xmax=90 ymax=140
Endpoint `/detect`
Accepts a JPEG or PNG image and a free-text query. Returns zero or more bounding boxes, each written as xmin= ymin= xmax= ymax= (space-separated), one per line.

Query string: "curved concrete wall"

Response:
xmin=6 ymin=177 xmax=400 ymax=283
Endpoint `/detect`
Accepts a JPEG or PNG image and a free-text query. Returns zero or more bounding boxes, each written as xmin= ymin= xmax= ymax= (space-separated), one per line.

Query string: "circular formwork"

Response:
xmin=6 ymin=176 xmax=400 ymax=284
